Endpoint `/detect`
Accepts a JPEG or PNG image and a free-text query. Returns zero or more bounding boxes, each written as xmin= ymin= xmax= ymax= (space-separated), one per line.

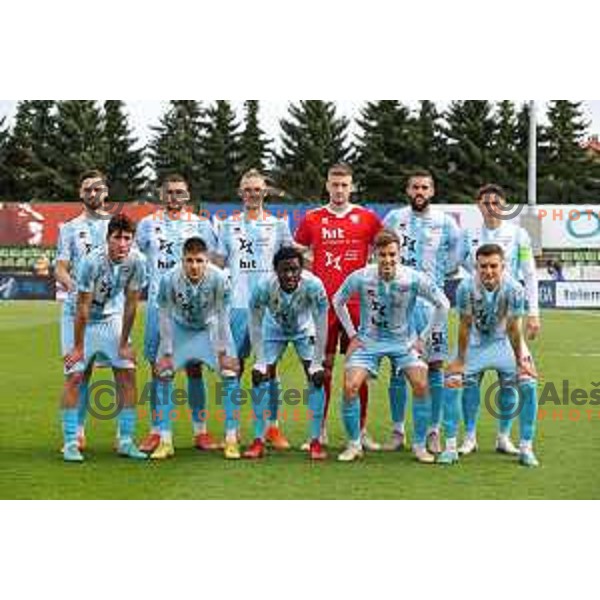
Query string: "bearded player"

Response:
xmin=383 ymin=171 xmax=461 ymax=454
xmin=294 ymin=163 xmax=382 ymax=450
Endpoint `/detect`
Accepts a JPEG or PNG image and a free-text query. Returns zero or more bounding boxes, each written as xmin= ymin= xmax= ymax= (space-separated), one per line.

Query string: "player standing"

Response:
xmin=152 ymin=237 xmax=242 ymax=460
xmin=294 ymin=163 xmax=382 ymax=450
xmin=214 ymin=169 xmax=293 ymax=449
xmin=459 ymin=184 xmax=540 ymax=455
xmin=383 ymin=171 xmax=461 ymax=453
xmin=136 ymin=174 xmax=218 ymax=454
xmin=333 ymin=230 xmax=450 ymax=463
xmin=55 ymin=169 xmax=111 ymax=450
xmin=439 ymin=244 xmax=539 ymax=467
xmin=61 ymin=215 xmax=147 ymax=462
xmin=244 ymin=247 xmax=329 ymax=460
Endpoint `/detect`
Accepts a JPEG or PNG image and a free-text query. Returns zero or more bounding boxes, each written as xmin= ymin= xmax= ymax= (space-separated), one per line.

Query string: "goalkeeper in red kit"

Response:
xmin=294 ymin=163 xmax=382 ymax=450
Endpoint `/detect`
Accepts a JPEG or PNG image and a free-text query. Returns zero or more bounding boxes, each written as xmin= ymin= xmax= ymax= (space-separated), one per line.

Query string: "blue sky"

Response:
xmin=2 ymin=100 xmax=600 ymax=148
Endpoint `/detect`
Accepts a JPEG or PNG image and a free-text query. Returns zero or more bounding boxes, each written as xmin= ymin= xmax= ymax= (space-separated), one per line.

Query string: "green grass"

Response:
xmin=0 ymin=301 xmax=599 ymax=499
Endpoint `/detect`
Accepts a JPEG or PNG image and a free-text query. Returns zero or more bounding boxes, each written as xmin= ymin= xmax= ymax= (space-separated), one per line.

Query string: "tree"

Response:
xmin=2 ymin=101 xmax=62 ymax=201
xmin=353 ymin=101 xmax=415 ymax=201
xmin=443 ymin=100 xmax=499 ymax=203
xmin=538 ymin=100 xmax=599 ymax=203
xmin=202 ymin=100 xmax=241 ymax=201
xmin=0 ymin=117 xmax=10 ymax=199
xmin=148 ymin=100 xmax=208 ymax=203
xmin=239 ymin=100 xmax=271 ymax=173
xmin=101 ymin=100 xmax=147 ymax=201
xmin=51 ymin=100 xmax=106 ymax=198
xmin=491 ymin=100 xmax=527 ymax=199
xmin=275 ymin=101 xmax=350 ymax=200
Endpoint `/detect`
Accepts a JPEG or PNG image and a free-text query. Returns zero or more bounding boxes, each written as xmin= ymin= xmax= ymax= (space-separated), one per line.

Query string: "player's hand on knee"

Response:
xmin=447 ymin=359 xmax=465 ymax=376
xmin=64 ymin=346 xmax=84 ymax=370
xmin=119 ymin=343 xmax=137 ymax=364
xmin=156 ymin=355 xmax=175 ymax=379
xmin=219 ymin=354 xmax=239 ymax=376
xmin=526 ymin=316 xmax=541 ymax=341
xmin=518 ymin=356 xmax=538 ymax=380
xmin=413 ymin=337 xmax=426 ymax=357
xmin=346 ymin=336 xmax=364 ymax=358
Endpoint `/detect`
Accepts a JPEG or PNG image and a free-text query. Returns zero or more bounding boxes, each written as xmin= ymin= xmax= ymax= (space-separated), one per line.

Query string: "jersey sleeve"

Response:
xmin=309 ymin=278 xmax=329 ymax=367
xmin=507 ymin=282 xmax=526 ymax=319
xmin=445 ymin=214 xmax=462 ymax=274
xmin=135 ymin=219 xmax=150 ymax=253
xmin=277 ymin=218 xmax=294 ymax=249
xmin=127 ymin=254 xmax=146 ymax=293
xmin=156 ymin=274 xmax=170 ymax=310
xmin=456 ymin=280 xmax=473 ymax=317
xmin=216 ymin=223 xmax=230 ymax=259
xmin=294 ymin=214 xmax=313 ymax=247
xmin=369 ymin=210 xmax=383 ymax=240
xmin=332 ymin=271 xmax=362 ymax=338
xmin=197 ymin=220 xmax=218 ymax=253
xmin=518 ymin=228 xmax=539 ymax=317
xmin=56 ymin=223 xmax=71 ymax=263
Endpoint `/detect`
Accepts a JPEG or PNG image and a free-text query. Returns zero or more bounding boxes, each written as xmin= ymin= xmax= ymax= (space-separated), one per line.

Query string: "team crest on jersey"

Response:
xmin=350 ymin=214 xmax=360 ymax=224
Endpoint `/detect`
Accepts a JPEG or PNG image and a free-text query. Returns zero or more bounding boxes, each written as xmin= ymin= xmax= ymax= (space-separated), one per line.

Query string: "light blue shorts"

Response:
xmin=63 ymin=315 xmax=135 ymax=375
xmin=411 ymin=298 xmax=449 ymax=363
xmin=346 ymin=338 xmax=425 ymax=379
xmin=262 ymin=326 xmax=315 ymax=366
xmin=171 ymin=320 xmax=237 ymax=374
xmin=464 ymin=339 xmax=517 ymax=387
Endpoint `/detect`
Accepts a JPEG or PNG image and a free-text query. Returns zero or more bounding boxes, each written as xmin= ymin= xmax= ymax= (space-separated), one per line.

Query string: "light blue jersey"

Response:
xmin=383 ymin=207 xmax=461 ymax=287
xmin=249 ymin=271 xmax=329 ymax=368
xmin=461 ymin=221 xmax=539 ymax=316
xmin=456 ymin=274 xmax=526 ymax=348
xmin=56 ymin=213 xmax=109 ymax=316
xmin=333 ymin=265 xmax=450 ymax=345
xmin=216 ymin=213 xmax=293 ymax=309
xmin=136 ymin=211 xmax=217 ymax=301
xmin=157 ymin=264 xmax=230 ymax=331
xmin=77 ymin=247 xmax=146 ymax=322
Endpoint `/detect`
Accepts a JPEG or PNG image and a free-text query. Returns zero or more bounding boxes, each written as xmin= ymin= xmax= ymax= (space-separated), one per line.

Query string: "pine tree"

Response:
xmin=239 ymin=100 xmax=271 ymax=173
xmin=275 ymin=101 xmax=350 ymax=200
xmin=148 ymin=100 xmax=207 ymax=203
xmin=101 ymin=100 xmax=147 ymax=201
xmin=353 ymin=101 xmax=415 ymax=201
xmin=539 ymin=100 xmax=598 ymax=203
xmin=0 ymin=117 xmax=10 ymax=199
xmin=3 ymin=101 xmax=63 ymax=201
xmin=51 ymin=100 xmax=106 ymax=198
xmin=444 ymin=100 xmax=499 ymax=203
xmin=202 ymin=100 xmax=241 ymax=202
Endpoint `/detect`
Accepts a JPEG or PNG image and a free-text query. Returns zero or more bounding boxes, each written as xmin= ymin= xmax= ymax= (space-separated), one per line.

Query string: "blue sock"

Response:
xmin=150 ymin=379 xmax=160 ymax=430
xmin=462 ymin=384 xmax=481 ymax=437
xmin=499 ymin=385 xmax=518 ymax=437
xmin=443 ymin=386 xmax=461 ymax=440
xmin=412 ymin=394 xmax=432 ymax=447
xmin=269 ymin=378 xmax=281 ymax=423
xmin=307 ymin=383 xmax=325 ymax=441
xmin=188 ymin=377 xmax=207 ymax=428
xmin=77 ymin=380 xmax=89 ymax=429
xmin=251 ymin=380 xmax=271 ymax=440
xmin=389 ymin=374 xmax=408 ymax=426
xmin=222 ymin=377 xmax=241 ymax=435
xmin=429 ymin=370 xmax=444 ymax=430
xmin=62 ymin=408 xmax=78 ymax=447
xmin=519 ymin=380 xmax=538 ymax=444
xmin=342 ymin=396 xmax=361 ymax=444
xmin=118 ymin=407 xmax=137 ymax=442
xmin=156 ymin=379 xmax=174 ymax=435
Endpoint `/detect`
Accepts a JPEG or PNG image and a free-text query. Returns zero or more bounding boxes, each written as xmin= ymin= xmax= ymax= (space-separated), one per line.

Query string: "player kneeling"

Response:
xmin=333 ymin=230 xmax=450 ymax=464
xmin=153 ymin=237 xmax=242 ymax=460
xmin=61 ymin=215 xmax=146 ymax=462
xmin=439 ymin=244 xmax=539 ymax=467
xmin=245 ymin=247 xmax=329 ymax=460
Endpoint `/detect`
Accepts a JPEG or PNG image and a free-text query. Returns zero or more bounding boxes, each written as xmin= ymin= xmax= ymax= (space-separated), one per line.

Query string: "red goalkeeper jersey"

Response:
xmin=294 ymin=204 xmax=382 ymax=300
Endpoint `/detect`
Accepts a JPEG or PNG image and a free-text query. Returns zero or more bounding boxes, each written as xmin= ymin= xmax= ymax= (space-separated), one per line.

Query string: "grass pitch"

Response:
xmin=0 ymin=302 xmax=598 ymax=499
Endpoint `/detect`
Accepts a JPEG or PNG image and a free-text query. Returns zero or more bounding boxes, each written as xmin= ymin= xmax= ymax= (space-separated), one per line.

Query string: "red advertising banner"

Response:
xmin=0 ymin=202 xmax=157 ymax=247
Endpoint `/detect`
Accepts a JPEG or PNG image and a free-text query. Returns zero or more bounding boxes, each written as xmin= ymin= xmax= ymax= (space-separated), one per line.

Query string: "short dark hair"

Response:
xmin=476 ymin=243 xmax=505 ymax=261
xmin=161 ymin=173 xmax=189 ymax=190
xmin=183 ymin=237 xmax=208 ymax=255
xmin=374 ymin=229 xmax=400 ymax=249
xmin=107 ymin=214 xmax=136 ymax=239
xmin=477 ymin=184 xmax=507 ymax=201
xmin=408 ymin=170 xmax=434 ymax=185
xmin=79 ymin=169 xmax=106 ymax=188
xmin=328 ymin=163 xmax=353 ymax=178
xmin=273 ymin=246 xmax=304 ymax=270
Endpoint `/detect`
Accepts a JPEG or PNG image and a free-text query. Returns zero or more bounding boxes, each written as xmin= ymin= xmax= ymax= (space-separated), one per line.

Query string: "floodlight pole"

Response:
xmin=528 ymin=100 xmax=537 ymax=207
